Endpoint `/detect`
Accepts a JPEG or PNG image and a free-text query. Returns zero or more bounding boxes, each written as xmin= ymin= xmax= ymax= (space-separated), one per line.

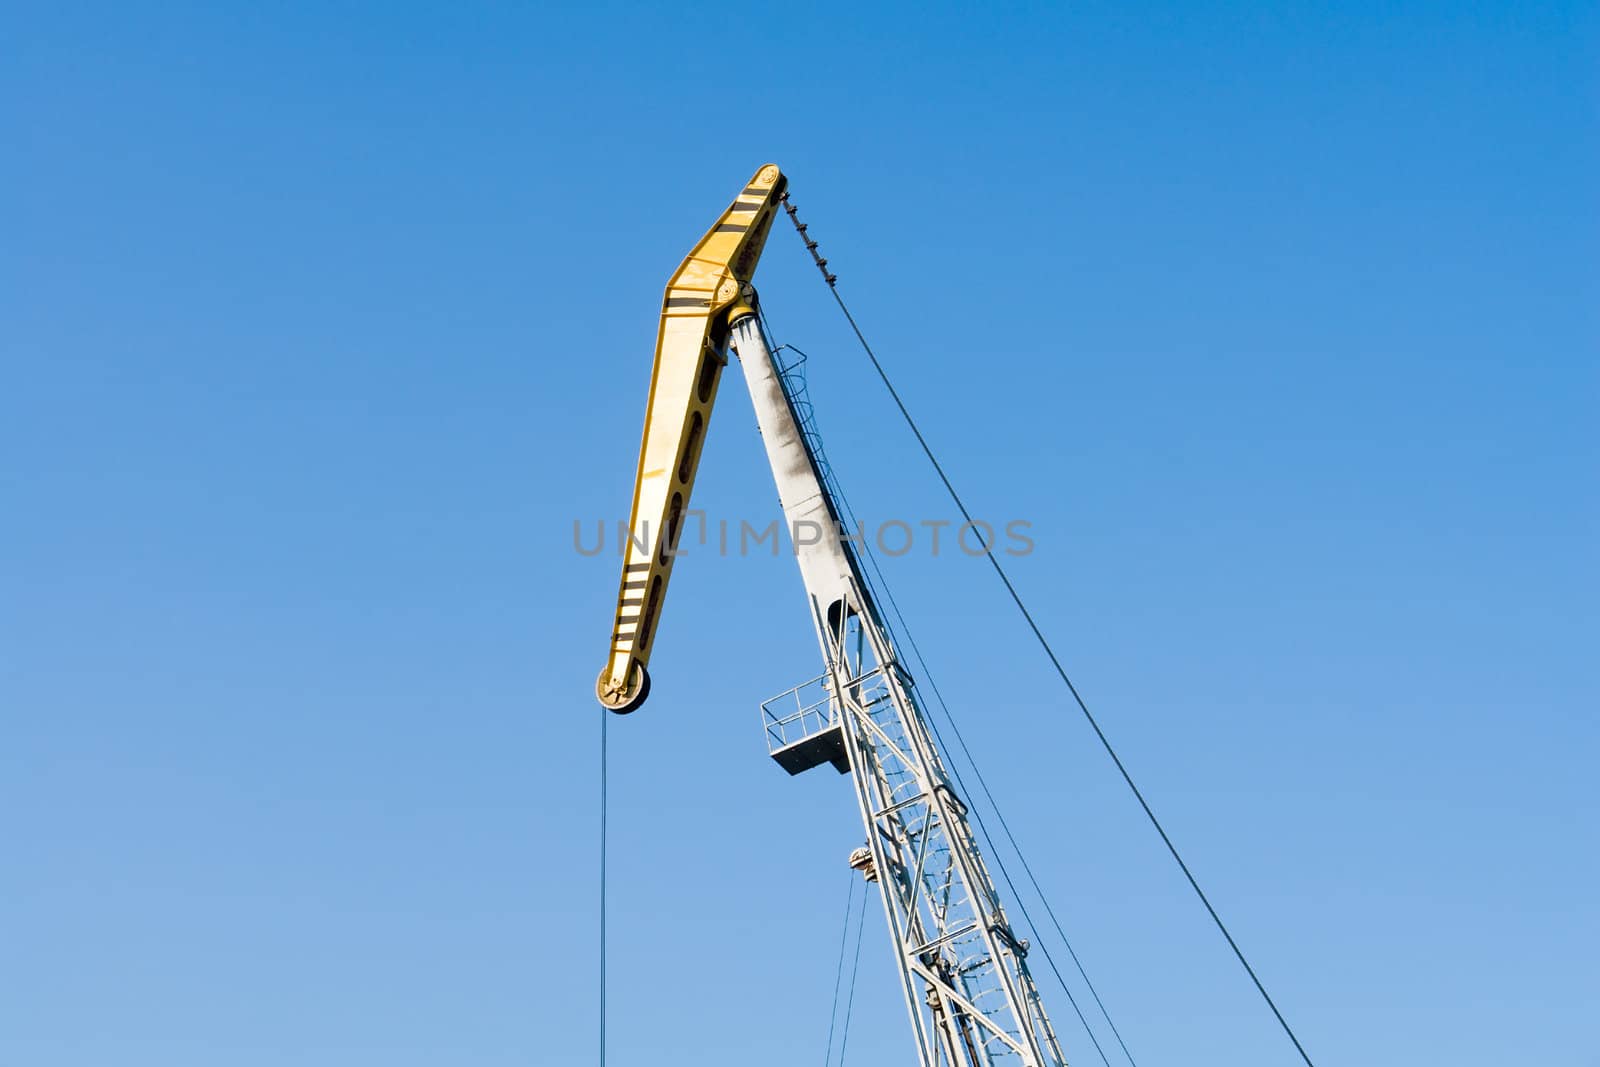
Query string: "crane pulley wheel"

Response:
xmin=596 ymin=659 xmax=650 ymax=715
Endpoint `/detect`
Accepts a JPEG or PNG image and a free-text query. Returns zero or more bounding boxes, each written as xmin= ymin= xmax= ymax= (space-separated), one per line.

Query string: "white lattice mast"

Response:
xmin=731 ymin=309 xmax=1066 ymax=1067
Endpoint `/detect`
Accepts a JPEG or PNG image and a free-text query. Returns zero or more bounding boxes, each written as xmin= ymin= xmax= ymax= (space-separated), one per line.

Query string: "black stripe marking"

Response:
xmin=665 ymin=296 xmax=711 ymax=308
xmin=620 ymin=598 xmax=643 ymax=607
xmin=623 ymin=580 xmax=647 ymax=590
xmin=625 ymin=562 xmax=650 ymax=572
xmin=715 ymin=223 xmax=750 ymax=233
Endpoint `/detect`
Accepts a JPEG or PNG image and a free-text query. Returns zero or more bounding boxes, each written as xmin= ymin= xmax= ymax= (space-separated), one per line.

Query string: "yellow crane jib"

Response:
xmin=596 ymin=163 xmax=788 ymax=713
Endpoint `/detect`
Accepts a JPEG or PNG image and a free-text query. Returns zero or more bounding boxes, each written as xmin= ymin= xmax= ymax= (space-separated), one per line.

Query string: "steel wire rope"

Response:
xmin=780 ymin=195 xmax=1320 ymax=1067
xmin=824 ymin=872 xmax=858 ymax=1066
xmin=837 ymin=876 xmax=869 ymax=1065
xmin=818 ymin=455 xmax=1118 ymax=1067
xmin=599 ymin=708 xmax=608 ymax=1067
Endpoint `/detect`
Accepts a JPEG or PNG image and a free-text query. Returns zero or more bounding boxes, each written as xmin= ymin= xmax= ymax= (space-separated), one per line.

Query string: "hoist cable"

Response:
xmin=924 ymin=681 xmax=1140 ymax=1067
xmin=599 ymin=708 xmax=609 ymax=1067
xmin=861 ymin=583 xmax=1120 ymax=1067
xmin=823 ymin=873 xmax=857 ymax=1067
xmin=837 ymin=876 xmax=869 ymax=1066
xmin=839 ymin=480 xmax=1113 ymax=1067
xmin=855 ymin=523 xmax=1138 ymax=1066
xmin=839 ymin=499 xmax=1117 ymax=1067
xmin=783 ymin=196 xmax=1319 ymax=1067
xmin=755 ymin=308 xmax=1123 ymax=1067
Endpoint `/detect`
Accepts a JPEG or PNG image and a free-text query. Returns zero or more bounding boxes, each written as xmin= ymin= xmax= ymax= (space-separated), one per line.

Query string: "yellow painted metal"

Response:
xmin=596 ymin=164 xmax=788 ymax=712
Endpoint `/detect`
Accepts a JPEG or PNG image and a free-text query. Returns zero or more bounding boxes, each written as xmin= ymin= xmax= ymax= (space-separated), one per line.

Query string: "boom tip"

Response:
xmin=596 ymin=660 xmax=651 ymax=715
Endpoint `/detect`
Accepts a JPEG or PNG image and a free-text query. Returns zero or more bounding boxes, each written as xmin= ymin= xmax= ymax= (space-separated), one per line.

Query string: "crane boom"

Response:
xmin=597 ymin=167 xmax=1067 ymax=1067
xmin=596 ymin=163 xmax=788 ymax=713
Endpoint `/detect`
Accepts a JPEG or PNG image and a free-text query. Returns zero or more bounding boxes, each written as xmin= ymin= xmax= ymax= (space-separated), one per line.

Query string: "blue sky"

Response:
xmin=3 ymin=3 xmax=1596 ymax=1065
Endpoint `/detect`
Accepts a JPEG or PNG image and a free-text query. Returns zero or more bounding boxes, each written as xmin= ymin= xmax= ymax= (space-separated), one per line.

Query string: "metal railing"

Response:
xmin=760 ymin=674 xmax=835 ymax=755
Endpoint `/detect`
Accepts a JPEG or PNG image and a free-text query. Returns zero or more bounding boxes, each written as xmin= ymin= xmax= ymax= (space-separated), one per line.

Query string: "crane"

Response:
xmin=596 ymin=163 xmax=1068 ymax=1067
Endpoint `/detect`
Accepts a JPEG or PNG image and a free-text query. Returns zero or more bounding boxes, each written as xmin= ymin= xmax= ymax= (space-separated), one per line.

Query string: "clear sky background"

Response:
xmin=3 ymin=3 xmax=1596 ymax=1065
